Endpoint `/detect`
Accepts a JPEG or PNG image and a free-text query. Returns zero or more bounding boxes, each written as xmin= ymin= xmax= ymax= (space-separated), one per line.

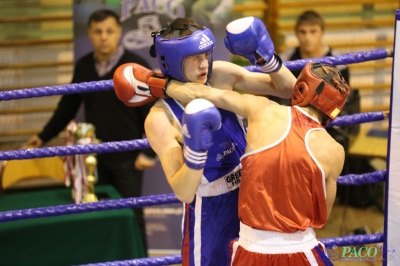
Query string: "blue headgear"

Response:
xmin=149 ymin=24 xmax=215 ymax=83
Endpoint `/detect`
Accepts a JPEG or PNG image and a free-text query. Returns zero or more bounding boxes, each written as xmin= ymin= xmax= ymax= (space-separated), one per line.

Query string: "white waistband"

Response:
xmin=238 ymin=222 xmax=318 ymax=254
xmin=196 ymin=164 xmax=241 ymax=197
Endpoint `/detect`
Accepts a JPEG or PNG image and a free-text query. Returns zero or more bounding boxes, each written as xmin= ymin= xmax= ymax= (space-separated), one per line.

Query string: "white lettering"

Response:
xmin=199 ymin=40 xmax=213 ymax=49
xmin=133 ymin=0 xmax=152 ymax=15
xmin=120 ymin=0 xmax=138 ymax=22
xmin=182 ymin=124 xmax=191 ymax=138
xmin=216 ymin=142 xmax=238 ymax=161
xmin=120 ymin=0 xmax=185 ymax=22
xmin=165 ymin=0 xmax=185 ymax=18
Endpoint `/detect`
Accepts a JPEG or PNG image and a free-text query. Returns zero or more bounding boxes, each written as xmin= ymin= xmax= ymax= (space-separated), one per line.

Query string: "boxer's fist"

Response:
xmin=113 ymin=63 xmax=170 ymax=107
xmin=182 ymin=99 xmax=222 ymax=170
xmin=224 ymin=17 xmax=282 ymax=73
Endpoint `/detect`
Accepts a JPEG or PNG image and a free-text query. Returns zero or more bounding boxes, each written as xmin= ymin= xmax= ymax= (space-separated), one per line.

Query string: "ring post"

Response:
xmin=384 ymin=9 xmax=400 ymax=266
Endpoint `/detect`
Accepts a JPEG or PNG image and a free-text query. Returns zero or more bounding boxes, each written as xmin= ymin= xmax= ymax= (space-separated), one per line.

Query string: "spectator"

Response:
xmin=280 ymin=10 xmax=350 ymax=82
xmin=26 ymin=9 xmax=156 ymax=256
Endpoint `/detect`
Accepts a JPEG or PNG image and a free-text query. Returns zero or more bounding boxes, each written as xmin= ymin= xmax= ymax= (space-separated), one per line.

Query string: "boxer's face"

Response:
xmin=183 ymin=52 xmax=210 ymax=84
xmin=295 ymin=23 xmax=324 ymax=54
xmin=88 ymin=16 xmax=122 ymax=60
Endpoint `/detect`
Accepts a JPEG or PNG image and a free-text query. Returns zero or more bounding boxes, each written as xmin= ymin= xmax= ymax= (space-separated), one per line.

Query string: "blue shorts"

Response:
xmin=181 ymin=188 xmax=240 ymax=266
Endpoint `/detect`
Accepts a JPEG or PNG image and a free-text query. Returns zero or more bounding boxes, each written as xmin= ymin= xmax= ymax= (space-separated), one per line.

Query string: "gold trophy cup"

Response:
xmin=71 ymin=122 xmax=99 ymax=203
xmin=82 ymin=154 xmax=98 ymax=203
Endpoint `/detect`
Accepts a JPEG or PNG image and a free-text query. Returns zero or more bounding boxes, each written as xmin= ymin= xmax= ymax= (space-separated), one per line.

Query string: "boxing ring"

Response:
xmin=0 ymin=12 xmax=399 ymax=265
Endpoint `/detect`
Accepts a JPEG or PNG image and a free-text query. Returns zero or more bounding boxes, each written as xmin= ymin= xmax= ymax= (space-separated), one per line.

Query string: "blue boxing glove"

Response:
xmin=182 ymin=99 xmax=222 ymax=170
xmin=224 ymin=17 xmax=282 ymax=73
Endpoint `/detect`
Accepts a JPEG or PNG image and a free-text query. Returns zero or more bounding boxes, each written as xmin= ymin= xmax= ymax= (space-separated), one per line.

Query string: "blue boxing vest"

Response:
xmin=161 ymin=98 xmax=246 ymax=266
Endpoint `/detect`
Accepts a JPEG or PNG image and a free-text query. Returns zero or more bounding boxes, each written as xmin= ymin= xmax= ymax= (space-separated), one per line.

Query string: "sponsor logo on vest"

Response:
xmin=225 ymin=168 xmax=241 ymax=188
xmin=199 ymin=34 xmax=213 ymax=49
xmin=216 ymin=142 xmax=238 ymax=161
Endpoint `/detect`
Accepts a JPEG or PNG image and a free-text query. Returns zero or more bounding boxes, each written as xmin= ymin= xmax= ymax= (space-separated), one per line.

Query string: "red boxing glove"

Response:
xmin=113 ymin=63 xmax=170 ymax=107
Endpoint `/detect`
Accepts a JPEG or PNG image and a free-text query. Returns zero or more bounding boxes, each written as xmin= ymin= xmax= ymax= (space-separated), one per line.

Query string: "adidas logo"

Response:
xmin=199 ymin=34 xmax=213 ymax=49
xmin=182 ymin=124 xmax=191 ymax=138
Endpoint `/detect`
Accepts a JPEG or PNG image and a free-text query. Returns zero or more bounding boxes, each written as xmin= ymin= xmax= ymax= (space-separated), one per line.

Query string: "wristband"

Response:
xmin=257 ymin=53 xmax=283 ymax=73
xmin=183 ymin=145 xmax=208 ymax=170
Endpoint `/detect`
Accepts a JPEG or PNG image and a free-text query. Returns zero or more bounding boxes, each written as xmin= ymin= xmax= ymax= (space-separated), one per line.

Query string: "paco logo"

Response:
xmin=324 ymin=244 xmax=396 ymax=263
xmin=224 ymin=169 xmax=241 ymax=188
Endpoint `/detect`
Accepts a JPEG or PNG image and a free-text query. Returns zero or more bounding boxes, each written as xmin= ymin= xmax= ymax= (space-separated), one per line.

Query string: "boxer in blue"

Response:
xmin=113 ymin=17 xmax=296 ymax=265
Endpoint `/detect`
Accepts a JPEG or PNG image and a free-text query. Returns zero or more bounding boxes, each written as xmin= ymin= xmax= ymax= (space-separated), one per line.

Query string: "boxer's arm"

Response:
xmin=308 ymin=130 xmax=345 ymax=218
xmin=211 ymin=61 xmax=296 ymax=99
xmin=324 ymin=142 xmax=344 ymax=218
xmin=144 ymin=102 xmax=203 ymax=203
xmin=167 ymin=82 xmax=273 ymax=119
xmin=264 ymin=65 xmax=297 ymax=98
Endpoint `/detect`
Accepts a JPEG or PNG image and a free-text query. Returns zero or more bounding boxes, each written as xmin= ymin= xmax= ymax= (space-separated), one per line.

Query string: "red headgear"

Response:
xmin=291 ymin=62 xmax=350 ymax=125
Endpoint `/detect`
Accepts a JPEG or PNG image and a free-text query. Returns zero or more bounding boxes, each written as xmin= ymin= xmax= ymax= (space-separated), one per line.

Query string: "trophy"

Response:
xmin=68 ymin=122 xmax=100 ymax=203
xmin=82 ymin=155 xmax=98 ymax=203
xmin=72 ymin=123 xmax=96 ymax=144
